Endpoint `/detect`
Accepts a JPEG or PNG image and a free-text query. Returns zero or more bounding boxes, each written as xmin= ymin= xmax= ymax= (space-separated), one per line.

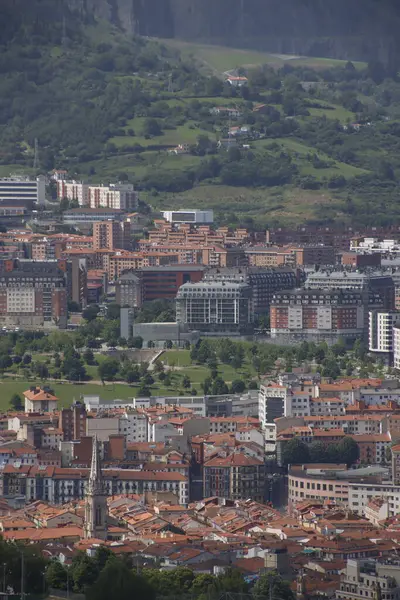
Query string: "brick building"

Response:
xmin=203 ymin=452 xmax=265 ymax=501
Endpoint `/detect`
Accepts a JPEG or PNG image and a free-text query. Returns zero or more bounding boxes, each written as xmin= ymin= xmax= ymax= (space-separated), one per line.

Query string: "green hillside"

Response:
xmin=1 ymin=10 xmax=400 ymax=227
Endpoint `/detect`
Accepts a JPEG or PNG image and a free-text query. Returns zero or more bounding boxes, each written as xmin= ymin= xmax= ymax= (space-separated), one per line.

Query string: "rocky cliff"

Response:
xmin=82 ymin=0 xmax=400 ymax=62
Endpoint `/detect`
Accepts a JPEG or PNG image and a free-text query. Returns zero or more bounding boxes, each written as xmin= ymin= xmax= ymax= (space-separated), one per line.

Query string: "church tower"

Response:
xmin=84 ymin=435 xmax=107 ymax=540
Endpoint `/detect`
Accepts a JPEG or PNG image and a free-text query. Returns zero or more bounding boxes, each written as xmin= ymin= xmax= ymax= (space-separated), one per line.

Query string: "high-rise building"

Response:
xmin=68 ymin=257 xmax=88 ymax=309
xmin=176 ymin=280 xmax=253 ymax=334
xmin=369 ymin=310 xmax=400 ymax=361
xmin=0 ymin=259 xmax=68 ymax=329
xmin=92 ymin=220 xmax=131 ymax=250
xmin=115 ymin=272 xmax=142 ymax=308
xmin=60 ymin=402 xmax=87 ymax=441
xmin=0 ymin=176 xmax=46 ymax=207
xmin=84 ymin=435 xmax=107 ymax=540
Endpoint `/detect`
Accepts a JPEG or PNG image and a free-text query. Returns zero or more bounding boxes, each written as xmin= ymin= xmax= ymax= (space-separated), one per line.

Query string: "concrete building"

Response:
xmin=0 ymin=259 xmax=68 ymax=329
xmin=68 ymin=257 xmax=87 ymax=310
xmin=348 ymin=480 xmax=400 ymax=517
xmin=116 ymin=272 xmax=142 ymax=308
xmin=138 ymin=265 xmax=206 ymax=303
xmin=57 ymin=181 xmax=89 ymax=207
xmin=60 ymin=403 xmax=87 ymax=441
xmin=369 ymin=310 xmax=400 ymax=362
xmin=203 ymin=452 xmax=265 ymax=501
xmin=337 ymin=559 xmax=400 ymax=600
xmin=162 ymin=209 xmax=214 ymax=224
xmin=176 ymin=280 xmax=253 ymax=335
xmin=92 ymin=220 xmax=131 ymax=251
xmin=203 ymin=267 xmax=297 ymax=315
xmin=288 ymin=464 xmax=388 ymax=505
xmin=88 ymin=184 xmax=138 ymax=211
xmin=63 ymin=208 xmax=125 ymax=228
xmin=393 ymin=325 xmax=400 ymax=371
xmin=270 ymin=281 xmax=394 ymax=343
xmin=0 ymin=176 xmax=46 ymax=207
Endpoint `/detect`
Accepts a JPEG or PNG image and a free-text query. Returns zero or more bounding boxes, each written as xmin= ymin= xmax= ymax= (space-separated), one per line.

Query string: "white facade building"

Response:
xmin=57 ymin=181 xmax=138 ymax=210
xmin=118 ymin=411 xmax=147 ymax=443
xmin=57 ymin=181 xmax=89 ymax=206
xmin=0 ymin=176 xmax=46 ymax=206
xmin=393 ymin=324 xmax=400 ymax=370
xmin=369 ymin=310 xmax=400 ymax=355
xmin=88 ymin=184 xmax=138 ymax=211
xmin=162 ymin=209 xmax=214 ymax=224
xmin=348 ymin=481 xmax=400 ymax=517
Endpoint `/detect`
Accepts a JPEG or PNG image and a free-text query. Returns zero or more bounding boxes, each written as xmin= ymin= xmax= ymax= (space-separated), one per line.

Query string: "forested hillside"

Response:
xmin=3 ymin=3 xmax=400 ymax=228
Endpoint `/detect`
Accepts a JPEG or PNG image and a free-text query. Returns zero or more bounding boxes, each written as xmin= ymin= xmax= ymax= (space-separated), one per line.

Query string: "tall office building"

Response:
xmin=0 ymin=176 xmax=46 ymax=207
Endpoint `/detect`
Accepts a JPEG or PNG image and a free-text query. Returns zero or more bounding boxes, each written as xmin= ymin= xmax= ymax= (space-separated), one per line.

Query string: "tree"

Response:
xmin=0 ymin=355 xmax=12 ymax=370
xmin=128 ymin=336 xmax=143 ymax=349
xmin=182 ymin=375 xmax=191 ymax=389
xmin=230 ymin=379 xmax=246 ymax=394
xmin=142 ymin=118 xmax=162 ymax=137
xmin=282 ymin=438 xmax=310 ymax=466
xmin=62 ymin=357 xmax=86 ymax=381
xmin=164 ymin=340 xmax=173 ymax=349
xmin=46 ymin=560 xmax=68 ymax=590
xmin=106 ymin=303 xmax=121 ymax=320
xmin=252 ymin=572 xmax=295 ymax=600
xmin=309 ymin=441 xmax=328 ymax=463
xmin=10 ymin=393 xmax=23 ymax=411
xmin=211 ymin=377 xmax=229 ymax=396
xmin=83 ymin=305 xmax=100 ymax=322
xmin=83 ymin=349 xmax=96 ymax=365
xmin=98 ymin=358 xmax=119 ymax=382
xmin=23 ymin=354 xmax=32 ymax=365
xmin=336 ymin=436 xmax=360 ymax=466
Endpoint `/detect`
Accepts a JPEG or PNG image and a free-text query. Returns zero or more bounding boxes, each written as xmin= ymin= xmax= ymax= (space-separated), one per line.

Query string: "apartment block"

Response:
xmin=176 ymin=280 xmax=253 ymax=334
xmin=369 ymin=310 xmax=400 ymax=360
xmin=92 ymin=220 xmax=131 ymax=251
xmin=87 ymin=184 xmax=138 ymax=211
xmin=203 ymin=453 xmax=265 ymax=501
xmin=204 ymin=267 xmax=296 ymax=314
xmin=57 ymin=181 xmax=89 ymax=206
xmin=0 ymin=259 xmax=68 ymax=329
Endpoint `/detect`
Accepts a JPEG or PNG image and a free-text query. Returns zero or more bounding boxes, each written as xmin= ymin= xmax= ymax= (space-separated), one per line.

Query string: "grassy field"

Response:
xmin=266 ymin=137 xmax=369 ymax=180
xmin=158 ymin=39 xmax=367 ymax=73
xmin=146 ymin=179 xmax=344 ymax=225
xmin=110 ymin=121 xmax=211 ymax=149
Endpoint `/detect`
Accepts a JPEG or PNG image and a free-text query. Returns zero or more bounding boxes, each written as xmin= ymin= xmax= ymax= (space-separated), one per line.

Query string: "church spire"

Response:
xmin=84 ymin=435 xmax=107 ymax=540
xmin=88 ymin=434 xmax=104 ymax=493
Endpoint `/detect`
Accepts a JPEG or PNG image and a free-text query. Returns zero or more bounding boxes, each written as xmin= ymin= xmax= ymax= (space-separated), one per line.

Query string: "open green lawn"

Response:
xmin=111 ymin=121 xmax=211 ymax=149
xmin=158 ymin=39 xmax=366 ymax=73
